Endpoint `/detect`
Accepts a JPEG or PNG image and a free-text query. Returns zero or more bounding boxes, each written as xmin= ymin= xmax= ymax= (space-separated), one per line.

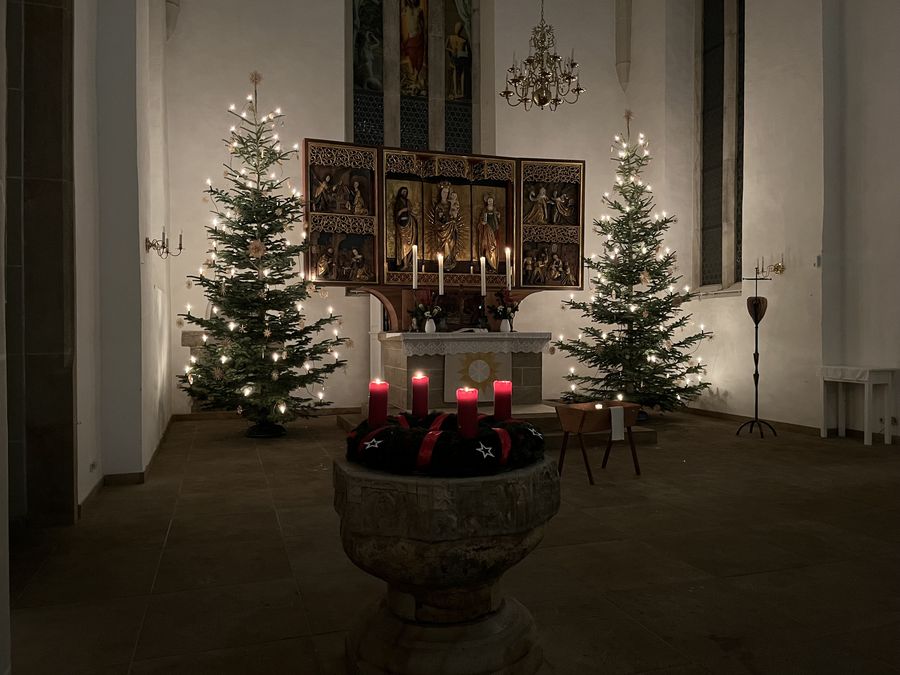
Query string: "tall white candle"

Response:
xmin=504 ymin=247 xmax=512 ymax=290
xmin=437 ymin=253 xmax=444 ymax=295
xmin=480 ymin=256 xmax=487 ymax=296
xmin=412 ymin=245 xmax=418 ymax=289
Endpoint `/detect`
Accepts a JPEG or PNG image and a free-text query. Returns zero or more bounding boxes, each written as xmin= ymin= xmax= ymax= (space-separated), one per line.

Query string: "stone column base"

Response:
xmin=347 ymin=597 xmax=543 ymax=675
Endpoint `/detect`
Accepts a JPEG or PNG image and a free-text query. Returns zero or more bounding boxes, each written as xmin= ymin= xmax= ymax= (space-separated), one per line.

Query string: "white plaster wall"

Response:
xmin=74 ymin=0 xmax=103 ymax=501
xmin=165 ymin=0 xmax=370 ymax=413
xmin=97 ymin=0 xmax=144 ymax=475
xmin=137 ymin=0 xmax=173 ymax=465
xmin=687 ymin=0 xmax=826 ymax=428
xmin=829 ymin=0 xmax=900 ymax=433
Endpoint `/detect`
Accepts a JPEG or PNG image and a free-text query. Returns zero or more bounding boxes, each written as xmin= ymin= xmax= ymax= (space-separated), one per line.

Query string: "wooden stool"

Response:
xmin=554 ymin=402 xmax=642 ymax=483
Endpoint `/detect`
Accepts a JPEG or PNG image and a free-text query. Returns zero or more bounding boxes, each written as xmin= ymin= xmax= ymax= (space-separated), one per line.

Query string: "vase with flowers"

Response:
xmin=408 ymin=289 xmax=443 ymax=333
xmin=487 ymin=290 xmax=520 ymax=332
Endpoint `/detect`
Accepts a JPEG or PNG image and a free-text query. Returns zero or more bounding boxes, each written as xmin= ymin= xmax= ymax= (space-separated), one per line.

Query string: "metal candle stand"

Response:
xmin=736 ymin=258 xmax=785 ymax=438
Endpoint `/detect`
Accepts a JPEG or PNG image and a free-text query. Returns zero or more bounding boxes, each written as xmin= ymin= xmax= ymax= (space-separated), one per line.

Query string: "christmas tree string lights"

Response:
xmin=178 ymin=72 xmax=347 ymax=437
xmin=557 ymin=114 xmax=711 ymax=411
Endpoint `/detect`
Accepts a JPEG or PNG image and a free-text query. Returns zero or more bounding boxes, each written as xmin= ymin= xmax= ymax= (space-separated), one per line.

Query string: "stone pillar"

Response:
xmin=7 ymin=0 xmax=78 ymax=524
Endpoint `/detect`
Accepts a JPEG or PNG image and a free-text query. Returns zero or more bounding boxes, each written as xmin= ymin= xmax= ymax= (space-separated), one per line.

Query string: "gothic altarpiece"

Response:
xmin=305 ymin=139 xmax=585 ymax=331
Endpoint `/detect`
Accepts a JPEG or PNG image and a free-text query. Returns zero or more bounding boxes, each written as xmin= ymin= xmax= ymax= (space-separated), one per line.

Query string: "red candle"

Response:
xmin=456 ymin=387 xmax=479 ymax=438
xmin=411 ymin=372 xmax=429 ymax=418
xmin=368 ymin=379 xmax=389 ymax=428
xmin=493 ymin=380 xmax=512 ymax=421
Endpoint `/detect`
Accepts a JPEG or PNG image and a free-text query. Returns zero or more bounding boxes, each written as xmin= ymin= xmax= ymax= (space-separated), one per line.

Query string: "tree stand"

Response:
xmin=736 ymin=292 xmax=776 ymax=438
xmin=246 ymin=420 xmax=286 ymax=438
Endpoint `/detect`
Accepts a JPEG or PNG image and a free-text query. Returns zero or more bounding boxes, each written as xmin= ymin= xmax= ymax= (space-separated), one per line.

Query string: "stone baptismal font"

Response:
xmin=335 ymin=379 xmax=560 ymax=674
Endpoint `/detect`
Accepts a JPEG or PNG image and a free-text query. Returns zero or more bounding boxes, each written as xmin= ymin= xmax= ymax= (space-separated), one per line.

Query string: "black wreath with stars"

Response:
xmin=346 ymin=412 xmax=545 ymax=477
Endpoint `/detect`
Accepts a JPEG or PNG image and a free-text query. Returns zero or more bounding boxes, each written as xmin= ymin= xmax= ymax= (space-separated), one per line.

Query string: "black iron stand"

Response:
xmin=737 ymin=274 xmax=777 ymax=438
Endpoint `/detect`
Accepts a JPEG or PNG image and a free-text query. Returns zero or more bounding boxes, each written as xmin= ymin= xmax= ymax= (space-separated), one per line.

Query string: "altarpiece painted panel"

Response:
xmin=303 ymin=140 xmax=585 ymax=294
xmin=305 ymin=141 xmax=379 ymax=284
xmin=519 ymin=159 xmax=585 ymax=289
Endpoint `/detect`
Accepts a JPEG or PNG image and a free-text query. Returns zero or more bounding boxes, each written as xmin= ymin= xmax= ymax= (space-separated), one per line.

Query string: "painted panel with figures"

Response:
xmin=519 ymin=160 xmax=584 ymax=289
xmin=305 ymin=141 xmax=379 ymax=285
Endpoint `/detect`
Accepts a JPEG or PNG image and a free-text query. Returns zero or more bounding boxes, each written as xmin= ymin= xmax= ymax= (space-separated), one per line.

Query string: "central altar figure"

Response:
xmin=477 ymin=192 xmax=500 ymax=270
xmin=429 ymin=181 xmax=462 ymax=270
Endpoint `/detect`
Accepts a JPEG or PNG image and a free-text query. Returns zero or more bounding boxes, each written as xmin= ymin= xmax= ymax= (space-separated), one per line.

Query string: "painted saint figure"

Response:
xmin=392 ymin=186 xmax=418 ymax=270
xmin=311 ymin=174 xmax=334 ymax=212
xmin=476 ymin=193 xmax=500 ymax=271
xmin=400 ymin=0 xmax=427 ymax=96
xmin=524 ymin=186 xmax=550 ymax=224
xmin=350 ymin=247 xmax=371 ymax=281
xmin=316 ymin=246 xmax=335 ymax=280
xmin=445 ymin=22 xmax=470 ymax=100
xmin=430 ymin=182 xmax=461 ymax=270
xmin=351 ymin=180 xmax=368 ymax=215
xmin=551 ymin=190 xmax=573 ymax=224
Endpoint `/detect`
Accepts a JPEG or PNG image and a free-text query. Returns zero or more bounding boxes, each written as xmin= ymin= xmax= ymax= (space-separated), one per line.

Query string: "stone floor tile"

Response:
xmin=531 ymin=539 xmax=712 ymax=593
xmin=639 ymin=527 xmax=809 ymax=577
xmin=11 ymin=596 xmax=147 ymax=674
xmin=829 ymin=620 xmax=900 ymax=670
xmin=311 ymin=630 xmax=349 ymax=675
xmin=296 ymin=570 xmax=385 ymax=634
xmin=14 ymin=544 xmax=162 ymax=608
xmin=283 ymin=536 xmax=355 ymax=579
xmin=729 ymin=558 xmax=900 ymax=635
xmin=276 ymin=505 xmax=341 ymax=541
xmin=135 ymin=579 xmax=310 ymax=661
xmin=166 ymin=510 xmax=282 ymax=547
xmin=539 ymin=612 xmax=694 ymax=675
xmin=153 ymin=540 xmax=292 ymax=593
xmin=605 ymin=577 xmax=814 ymax=669
xmin=131 ymin=637 xmax=320 ymax=674
xmin=174 ymin=488 xmax=275 ymax=517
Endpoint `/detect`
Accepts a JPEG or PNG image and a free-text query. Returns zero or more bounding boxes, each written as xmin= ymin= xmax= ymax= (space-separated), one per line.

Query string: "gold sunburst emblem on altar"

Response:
xmin=456 ymin=352 xmax=501 ymax=397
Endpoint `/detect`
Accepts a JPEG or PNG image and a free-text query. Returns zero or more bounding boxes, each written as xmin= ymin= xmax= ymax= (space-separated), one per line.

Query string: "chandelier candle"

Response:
xmin=456 ymin=387 xmax=479 ymax=438
xmin=411 ymin=372 xmax=429 ymax=418
xmin=437 ymin=253 xmax=444 ymax=295
xmin=412 ymin=245 xmax=418 ymax=289
xmin=368 ymin=379 xmax=389 ymax=429
xmin=480 ymin=256 xmax=487 ymax=296
xmin=493 ymin=380 xmax=513 ymax=421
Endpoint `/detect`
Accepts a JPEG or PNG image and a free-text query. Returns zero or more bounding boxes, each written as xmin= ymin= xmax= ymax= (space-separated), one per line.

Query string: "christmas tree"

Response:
xmin=178 ymin=72 xmax=346 ymax=437
xmin=558 ymin=114 xmax=710 ymax=411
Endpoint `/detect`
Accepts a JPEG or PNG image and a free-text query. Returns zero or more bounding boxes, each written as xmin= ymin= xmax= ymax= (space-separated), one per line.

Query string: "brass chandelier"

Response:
xmin=500 ymin=0 xmax=584 ymax=111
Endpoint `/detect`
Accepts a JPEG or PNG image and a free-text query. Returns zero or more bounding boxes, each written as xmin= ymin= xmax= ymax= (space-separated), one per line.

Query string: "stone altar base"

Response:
xmin=333 ymin=457 xmax=560 ymax=675
xmin=379 ymin=332 xmax=552 ymax=410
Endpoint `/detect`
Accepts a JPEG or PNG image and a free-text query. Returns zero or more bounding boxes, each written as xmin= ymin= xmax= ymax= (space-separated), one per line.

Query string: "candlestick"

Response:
xmin=367 ymin=379 xmax=389 ymax=429
xmin=480 ymin=256 xmax=486 ymax=296
xmin=493 ymin=380 xmax=512 ymax=421
xmin=456 ymin=387 xmax=479 ymax=438
xmin=411 ymin=372 xmax=429 ymax=418
xmin=504 ymin=247 xmax=512 ymax=290
xmin=437 ymin=253 xmax=444 ymax=296
xmin=412 ymin=245 xmax=418 ymax=289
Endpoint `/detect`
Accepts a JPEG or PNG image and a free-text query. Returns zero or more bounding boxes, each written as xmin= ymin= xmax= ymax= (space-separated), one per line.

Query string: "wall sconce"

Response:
xmin=145 ymin=228 xmax=183 ymax=259
xmin=755 ymin=254 xmax=785 ymax=279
